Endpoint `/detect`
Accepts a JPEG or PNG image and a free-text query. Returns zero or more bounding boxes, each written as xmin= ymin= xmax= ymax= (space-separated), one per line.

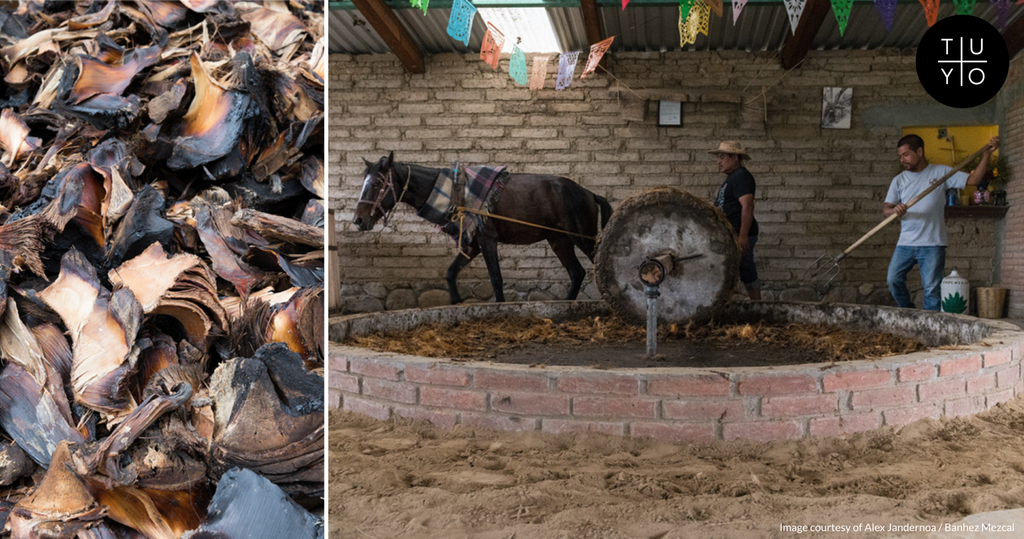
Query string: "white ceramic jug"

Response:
xmin=940 ymin=269 xmax=969 ymax=314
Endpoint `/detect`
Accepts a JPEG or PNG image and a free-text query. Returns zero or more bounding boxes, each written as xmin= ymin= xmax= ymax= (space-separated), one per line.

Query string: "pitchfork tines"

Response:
xmin=804 ymin=252 xmax=845 ymax=290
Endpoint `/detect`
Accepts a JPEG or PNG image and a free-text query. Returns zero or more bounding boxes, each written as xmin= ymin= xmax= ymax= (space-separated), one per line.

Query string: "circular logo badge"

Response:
xmin=916 ymin=16 xmax=1008 ymax=108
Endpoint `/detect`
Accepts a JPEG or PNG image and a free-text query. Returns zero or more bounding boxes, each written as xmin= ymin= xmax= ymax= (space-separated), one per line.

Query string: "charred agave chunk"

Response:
xmin=209 ymin=343 xmax=323 ymax=498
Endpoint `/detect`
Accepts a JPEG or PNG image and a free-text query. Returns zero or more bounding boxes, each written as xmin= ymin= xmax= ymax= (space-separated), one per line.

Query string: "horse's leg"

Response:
xmin=548 ymin=237 xmax=586 ymax=300
xmin=479 ymin=238 xmax=505 ymax=302
xmin=446 ymin=243 xmax=480 ymax=304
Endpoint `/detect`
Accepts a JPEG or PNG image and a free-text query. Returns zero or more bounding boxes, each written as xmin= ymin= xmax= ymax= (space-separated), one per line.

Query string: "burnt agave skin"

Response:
xmin=166 ymin=53 xmax=251 ymax=171
xmin=209 ymin=343 xmax=324 ymax=498
xmin=53 ymin=53 xmax=150 ymax=131
xmin=245 ymin=246 xmax=323 ymax=288
xmin=106 ymin=184 xmax=175 ymax=265
xmin=135 ymin=0 xmax=189 ymax=27
xmin=68 ymin=47 xmax=161 ymax=104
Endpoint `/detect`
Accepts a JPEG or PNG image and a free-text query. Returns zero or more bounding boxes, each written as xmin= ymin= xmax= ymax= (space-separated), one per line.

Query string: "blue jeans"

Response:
xmin=887 ymin=246 xmax=945 ymax=311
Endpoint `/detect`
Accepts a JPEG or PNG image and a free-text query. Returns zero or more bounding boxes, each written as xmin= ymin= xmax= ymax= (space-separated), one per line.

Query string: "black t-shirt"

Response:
xmin=714 ymin=166 xmax=759 ymax=237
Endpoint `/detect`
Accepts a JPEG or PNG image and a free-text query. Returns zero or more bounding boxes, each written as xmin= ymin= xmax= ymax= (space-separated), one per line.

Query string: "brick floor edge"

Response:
xmin=328 ymin=301 xmax=1024 ymax=443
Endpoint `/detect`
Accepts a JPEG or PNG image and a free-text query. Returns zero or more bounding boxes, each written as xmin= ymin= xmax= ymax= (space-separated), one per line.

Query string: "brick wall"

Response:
xmin=329 ymin=330 xmax=1024 ymax=440
xmin=330 ymin=50 xmax=1004 ymax=314
xmin=1000 ymin=56 xmax=1024 ymax=317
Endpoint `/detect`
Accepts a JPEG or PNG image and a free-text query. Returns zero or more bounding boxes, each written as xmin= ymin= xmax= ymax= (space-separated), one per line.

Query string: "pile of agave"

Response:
xmin=0 ymin=1 xmax=324 ymax=537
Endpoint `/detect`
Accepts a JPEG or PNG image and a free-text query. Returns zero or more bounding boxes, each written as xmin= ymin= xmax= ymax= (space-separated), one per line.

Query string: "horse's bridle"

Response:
xmin=356 ymin=165 xmax=410 ymax=227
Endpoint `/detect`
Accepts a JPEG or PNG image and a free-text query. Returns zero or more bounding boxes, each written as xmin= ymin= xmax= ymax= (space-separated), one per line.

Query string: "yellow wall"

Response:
xmin=900 ymin=125 xmax=999 ymax=167
xmin=902 ymin=125 xmax=999 ymax=204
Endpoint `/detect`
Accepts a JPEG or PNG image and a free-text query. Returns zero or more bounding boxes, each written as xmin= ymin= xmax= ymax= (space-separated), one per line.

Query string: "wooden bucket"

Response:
xmin=976 ymin=287 xmax=1006 ymax=319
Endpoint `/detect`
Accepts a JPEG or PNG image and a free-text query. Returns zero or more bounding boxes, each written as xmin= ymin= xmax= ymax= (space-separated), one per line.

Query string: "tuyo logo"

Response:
xmin=916 ymin=16 xmax=1009 ymax=108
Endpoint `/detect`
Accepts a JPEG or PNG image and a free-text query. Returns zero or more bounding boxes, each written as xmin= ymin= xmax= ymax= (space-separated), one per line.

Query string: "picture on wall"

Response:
xmin=821 ymin=87 xmax=853 ymax=129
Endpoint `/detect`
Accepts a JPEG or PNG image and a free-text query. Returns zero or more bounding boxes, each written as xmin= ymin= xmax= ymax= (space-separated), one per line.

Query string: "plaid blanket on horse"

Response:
xmin=416 ymin=164 xmax=509 ymax=243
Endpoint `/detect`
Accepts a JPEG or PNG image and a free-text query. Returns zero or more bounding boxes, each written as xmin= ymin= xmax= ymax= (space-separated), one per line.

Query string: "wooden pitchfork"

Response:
xmin=805 ymin=143 xmax=993 ymax=289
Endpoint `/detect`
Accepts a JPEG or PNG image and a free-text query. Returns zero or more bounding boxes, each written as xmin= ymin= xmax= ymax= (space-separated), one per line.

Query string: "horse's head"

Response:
xmin=352 ymin=152 xmax=398 ymax=231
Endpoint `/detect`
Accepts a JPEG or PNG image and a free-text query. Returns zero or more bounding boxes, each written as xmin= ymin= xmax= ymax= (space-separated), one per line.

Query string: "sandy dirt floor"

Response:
xmin=330 ymin=396 xmax=1024 ymax=539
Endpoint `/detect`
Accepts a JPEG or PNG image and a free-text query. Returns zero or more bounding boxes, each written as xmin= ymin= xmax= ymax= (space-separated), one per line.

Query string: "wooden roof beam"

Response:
xmin=579 ymin=0 xmax=606 ymax=69
xmin=779 ymin=0 xmax=830 ymax=70
xmin=350 ymin=0 xmax=426 ymax=73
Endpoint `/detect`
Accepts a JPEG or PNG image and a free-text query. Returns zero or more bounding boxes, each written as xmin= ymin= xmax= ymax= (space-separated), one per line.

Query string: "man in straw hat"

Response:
xmin=710 ymin=140 xmax=760 ymax=300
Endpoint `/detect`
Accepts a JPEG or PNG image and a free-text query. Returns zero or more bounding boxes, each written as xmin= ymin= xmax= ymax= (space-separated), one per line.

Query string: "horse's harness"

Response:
xmin=358 ymin=163 xmax=599 ymax=252
xmin=356 ymin=165 xmax=411 ymax=228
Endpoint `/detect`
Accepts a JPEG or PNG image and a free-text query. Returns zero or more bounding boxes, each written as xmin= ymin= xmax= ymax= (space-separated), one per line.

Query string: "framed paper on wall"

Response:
xmin=821 ymin=87 xmax=853 ymax=129
xmin=658 ymin=100 xmax=682 ymax=127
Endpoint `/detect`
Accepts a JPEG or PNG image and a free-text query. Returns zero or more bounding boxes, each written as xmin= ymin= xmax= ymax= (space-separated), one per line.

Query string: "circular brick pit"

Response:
xmin=328 ymin=301 xmax=1024 ymax=442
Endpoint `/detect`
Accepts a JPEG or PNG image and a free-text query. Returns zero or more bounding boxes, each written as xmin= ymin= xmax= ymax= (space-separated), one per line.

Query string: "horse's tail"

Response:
xmin=595 ymin=195 xmax=612 ymax=231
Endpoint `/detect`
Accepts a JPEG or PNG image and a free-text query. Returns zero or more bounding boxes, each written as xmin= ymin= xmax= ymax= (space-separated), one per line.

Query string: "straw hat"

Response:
xmin=708 ymin=140 xmax=750 ymax=159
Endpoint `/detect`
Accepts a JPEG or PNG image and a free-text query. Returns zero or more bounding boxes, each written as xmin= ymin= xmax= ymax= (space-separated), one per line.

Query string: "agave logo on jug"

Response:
xmin=916 ymin=16 xmax=1009 ymax=108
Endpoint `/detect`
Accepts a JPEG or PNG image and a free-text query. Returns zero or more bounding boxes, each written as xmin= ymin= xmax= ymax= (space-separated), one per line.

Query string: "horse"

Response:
xmin=352 ymin=152 xmax=613 ymax=304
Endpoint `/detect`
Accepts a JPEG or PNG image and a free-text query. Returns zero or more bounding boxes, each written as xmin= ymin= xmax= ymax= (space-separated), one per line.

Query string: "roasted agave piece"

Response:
xmin=40 ymin=162 xmax=107 ymax=249
xmin=0 ymin=362 xmax=84 ymax=467
xmin=67 ymin=1 xmax=118 ymax=31
xmin=110 ymin=242 xmax=228 ymax=350
xmin=231 ymin=286 xmax=322 ymax=361
xmin=67 ymin=46 xmax=161 ymax=105
xmin=191 ymin=193 xmax=271 ymax=298
xmin=0 ymin=108 xmax=40 ymax=168
xmin=239 ymin=6 xmax=307 ymax=61
xmin=244 ymin=246 xmax=322 ymax=289
xmin=38 ymin=136 xmax=145 ymax=254
xmin=180 ymin=468 xmax=322 ymax=539
xmin=0 ymin=215 xmax=46 ymax=279
xmin=166 ymin=53 xmax=251 ymax=171
xmin=124 ymin=395 xmax=207 ymax=492
xmin=136 ymin=0 xmax=189 ymax=28
xmin=55 ymin=46 xmax=161 ymax=130
xmin=0 ymin=299 xmax=84 ymax=467
xmin=71 ymin=381 xmax=193 ymax=486
xmin=209 ymin=343 xmax=323 ymax=498
xmin=5 ymin=441 xmax=107 ymax=538
xmin=0 ymin=441 xmax=33 ymax=486
xmin=39 ymin=248 xmax=143 ymax=416
xmin=79 ymin=481 xmax=207 ymax=539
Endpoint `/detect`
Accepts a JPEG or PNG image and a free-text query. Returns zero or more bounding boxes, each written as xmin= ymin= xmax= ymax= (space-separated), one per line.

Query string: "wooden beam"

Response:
xmin=779 ymin=0 xmax=830 ymax=70
xmin=579 ymin=0 xmax=606 ymax=69
xmin=579 ymin=0 xmax=603 ymax=45
xmin=1006 ymin=15 xmax=1024 ymax=61
xmin=350 ymin=0 xmax=425 ymax=74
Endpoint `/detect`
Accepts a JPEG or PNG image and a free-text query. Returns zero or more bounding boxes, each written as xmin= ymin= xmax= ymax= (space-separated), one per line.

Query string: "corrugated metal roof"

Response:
xmin=329 ymin=3 xmax=1023 ymax=54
